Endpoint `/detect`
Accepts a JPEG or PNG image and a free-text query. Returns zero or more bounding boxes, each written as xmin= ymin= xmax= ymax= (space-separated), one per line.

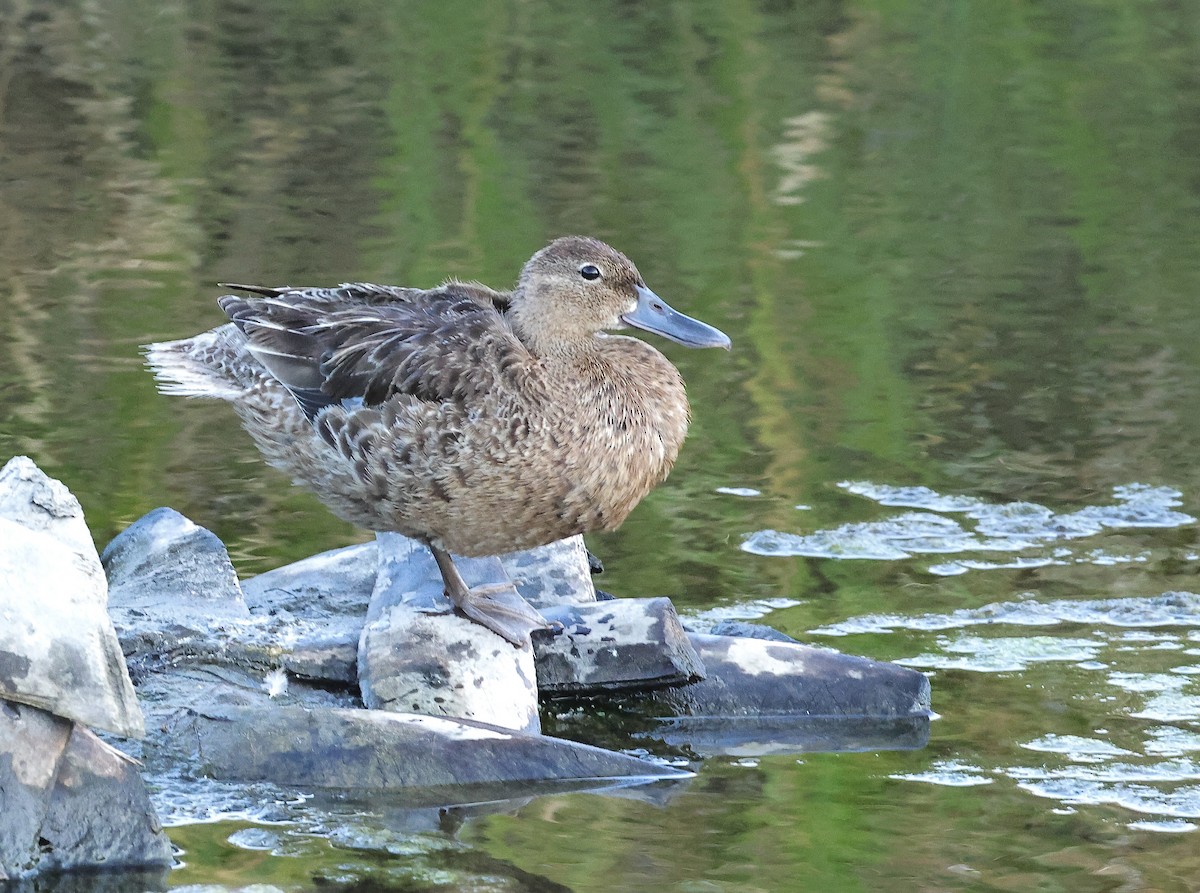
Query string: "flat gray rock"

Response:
xmin=358 ymin=535 xmax=540 ymax=733
xmin=241 ymin=536 xmax=594 ymax=619
xmin=651 ymin=633 xmax=932 ymax=720
xmin=0 ymin=700 xmax=172 ymax=880
xmin=228 ymin=532 xmax=595 ymax=686
xmin=131 ymin=661 xmax=359 ymax=747
xmin=534 ymin=598 xmax=706 ymax=694
xmin=241 ymin=541 xmax=377 ymax=619
xmin=240 ymin=541 xmax=377 ymax=684
xmin=281 ymin=633 xmax=360 ymax=684
xmin=230 ymin=536 xmax=596 ymax=689
xmin=158 ymin=704 xmax=690 ymax=793
xmin=0 ymin=517 xmax=144 ymax=738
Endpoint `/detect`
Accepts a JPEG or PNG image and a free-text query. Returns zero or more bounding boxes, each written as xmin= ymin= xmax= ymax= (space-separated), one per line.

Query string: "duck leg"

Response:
xmin=428 ymin=543 xmax=551 ymax=647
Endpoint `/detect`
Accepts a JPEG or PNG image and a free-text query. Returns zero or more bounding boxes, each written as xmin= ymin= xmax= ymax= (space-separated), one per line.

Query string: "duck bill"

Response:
xmin=621 ymin=285 xmax=731 ymax=349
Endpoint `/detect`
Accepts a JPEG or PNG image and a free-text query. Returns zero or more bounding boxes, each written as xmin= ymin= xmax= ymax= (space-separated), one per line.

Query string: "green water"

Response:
xmin=4 ymin=0 xmax=1200 ymax=890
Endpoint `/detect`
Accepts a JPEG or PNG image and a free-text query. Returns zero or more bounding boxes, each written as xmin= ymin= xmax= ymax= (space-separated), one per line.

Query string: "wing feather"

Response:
xmin=219 ymin=282 xmax=530 ymax=419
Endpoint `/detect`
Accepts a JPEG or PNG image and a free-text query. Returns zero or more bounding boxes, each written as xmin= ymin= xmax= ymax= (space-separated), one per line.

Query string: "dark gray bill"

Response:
xmin=621 ymin=285 xmax=731 ymax=349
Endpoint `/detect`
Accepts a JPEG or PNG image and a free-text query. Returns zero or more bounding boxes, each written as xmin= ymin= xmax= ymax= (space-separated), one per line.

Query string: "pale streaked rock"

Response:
xmin=0 ymin=516 xmax=143 ymax=738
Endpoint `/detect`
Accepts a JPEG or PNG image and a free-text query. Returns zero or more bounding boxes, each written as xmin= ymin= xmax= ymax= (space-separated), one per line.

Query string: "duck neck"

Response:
xmin=508 ymin=296 xmax=590 ymax=359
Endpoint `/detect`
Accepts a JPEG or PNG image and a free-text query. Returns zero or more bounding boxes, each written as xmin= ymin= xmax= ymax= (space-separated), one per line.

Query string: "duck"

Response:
xmin=145 ymin=236 xmax=730 ymax=646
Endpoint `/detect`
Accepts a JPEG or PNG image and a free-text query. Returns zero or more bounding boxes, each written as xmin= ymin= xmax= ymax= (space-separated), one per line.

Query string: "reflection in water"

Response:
xmin=771 ymin=111 xmax=831 ymax=206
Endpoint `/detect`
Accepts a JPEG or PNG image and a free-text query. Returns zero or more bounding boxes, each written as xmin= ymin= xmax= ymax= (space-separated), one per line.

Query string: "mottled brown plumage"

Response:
xmin=145 ymin=236 xmax=729 ymax=645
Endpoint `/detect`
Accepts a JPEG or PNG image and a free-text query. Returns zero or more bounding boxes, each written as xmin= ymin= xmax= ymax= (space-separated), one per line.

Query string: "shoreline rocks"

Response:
xmin=0 ymin=454 xmax=934 ymax=882
xmin=0 ymin=459 xmax=143 ymax=738
xmin=0 ymin=701 xmax=173 ymax=880
xmin=0 ymin=457 xmax=169 ymax=879
xmin=155 ymin=704 xmax=691 ymax=792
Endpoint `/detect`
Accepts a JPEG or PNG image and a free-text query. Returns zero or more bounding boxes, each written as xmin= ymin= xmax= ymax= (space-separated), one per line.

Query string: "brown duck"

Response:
xmin=146 ymin=236 xmax=730 ymax=646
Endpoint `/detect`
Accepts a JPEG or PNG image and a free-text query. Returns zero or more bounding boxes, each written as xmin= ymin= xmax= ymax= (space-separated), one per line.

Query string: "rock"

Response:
xmin=586 ymin=549 xmax=605 ymax=575
xmin=533 ymin=598 xmax=706 ymax=694
xmin=614 ymin=633 xmax=934 ymax=754
xmin=241 ymin=541 xmax=377 ymax=685
xmin=238 ymin=537 xmax=374 ymax=681
xmin=131 ymin=660 xmax=359 ymax=748
xmin=241 ymin=541 xmax=376 ymax=620
xmin=156 ymin=704 xmax=691 ymax=793
xmin=498 ymin=536 xmax=596 ymax=607
xmin=707 ymin=620 xmax=799 ymax=643
xmin=0 ymin=700 xmax=172 ymax=880
xmin=102 ymin=507 xmax=249 ymax=635
xmin=0 ymin=515 xmax=143 ymax=738
xmin=280 ymin=635 xmax=359 ymax=684
xmin=101 ymin=508 xmax=259 ymax=680
xmin=0 ymin=456 xmax=97 ymax=564
xmin=39 ymin=725 xmax=173 ymax=873
xmin=233 ymin=536 xmax=596 ymax=689
xmin=358 ymin=535 xmax=539 ymax=733
xmin=0 ymin=700 xmax=70 ymax=880
xmin=649 ymin=634 xmax=931 ymax=720
xmin=543 ymin=633 xmax=934 ymax=756
xmin=629 ymin=634 xmax=933 ymax=756
xmin=128 ymin=659 xmax=361 ymax=758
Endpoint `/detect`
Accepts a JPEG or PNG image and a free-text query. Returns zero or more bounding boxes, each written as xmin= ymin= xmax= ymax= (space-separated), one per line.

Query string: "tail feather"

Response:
xmin=144 ymin=325 xmax=253 ymax=400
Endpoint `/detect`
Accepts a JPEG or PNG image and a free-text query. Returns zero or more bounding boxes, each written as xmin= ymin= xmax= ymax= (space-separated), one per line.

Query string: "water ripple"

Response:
xmin=1014 ymin=779 xmax=1200 ymax=820
xmin=889 ymin=760 xmax=994 ymax=787
xmin=1021 ymin=734 xmax=1137 ymax=763
xmin=898 ymin=635 xmax=1102 ymax=672
xmin=741 ymin=482 xmax=1194 ymax=572
xmin=811 ymin=591 xmax=1200 ymax=636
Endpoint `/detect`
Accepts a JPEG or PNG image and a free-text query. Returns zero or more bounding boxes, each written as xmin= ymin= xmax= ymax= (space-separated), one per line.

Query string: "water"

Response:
xmin=3 ymin=0 xmax=1200 ymax=889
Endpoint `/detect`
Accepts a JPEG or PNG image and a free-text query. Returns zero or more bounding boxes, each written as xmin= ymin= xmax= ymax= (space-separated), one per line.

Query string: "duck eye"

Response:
xmin=579 ymin=264 xmax=601 ymax=281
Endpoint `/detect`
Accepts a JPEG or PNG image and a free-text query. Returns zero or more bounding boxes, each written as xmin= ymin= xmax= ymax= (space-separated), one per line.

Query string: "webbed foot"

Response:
xmin=452 ymin=581 xmax=555 ymax=647
xmin=428 ymin=544 xmax=554 ymax=647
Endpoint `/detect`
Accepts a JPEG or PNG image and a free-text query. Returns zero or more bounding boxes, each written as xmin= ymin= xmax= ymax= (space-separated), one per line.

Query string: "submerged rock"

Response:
xmin=0 ymin=700 xmax=172 ymax=880
xmin=534 ymin=598 xmax=706 ymax=694
xmin=707 ymin=620 xmax=799 ymax=643
xmin=0 ymin=459 xmax=143 ymax=739
xmin=652 ymin=713 xmax=931 ymax=757
xmin=156 ymin=704 xmax=690 ymax=792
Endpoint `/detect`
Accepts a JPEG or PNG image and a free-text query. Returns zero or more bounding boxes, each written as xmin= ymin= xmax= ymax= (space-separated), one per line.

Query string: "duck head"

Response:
xmin=511 ymin=236 xmax=731 ymax=354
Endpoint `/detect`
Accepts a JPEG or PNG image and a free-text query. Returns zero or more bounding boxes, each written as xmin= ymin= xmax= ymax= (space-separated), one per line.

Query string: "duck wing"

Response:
xmin=219 ymin=282 xmax=529 ymax=419
xmin=221 ymin=280 xmax=509 ymax=311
